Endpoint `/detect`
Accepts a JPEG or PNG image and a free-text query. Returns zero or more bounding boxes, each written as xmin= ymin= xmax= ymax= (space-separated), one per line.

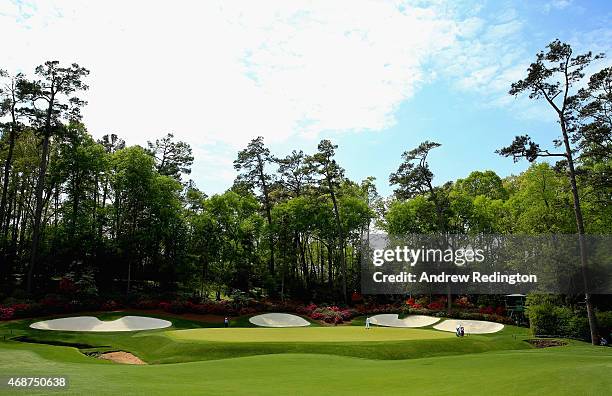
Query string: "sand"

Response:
xmin=433 ymin=319 xmax=504 ymax=334
xmin=369 ymin=314 xmax=440 ymax=328
xmin=99 ymin=351 xmax=146 ymax=365
xmin=248 ymin=313 xmax=310 ymax=327
xmin=30 ymin=316 xmax=172 ymax=332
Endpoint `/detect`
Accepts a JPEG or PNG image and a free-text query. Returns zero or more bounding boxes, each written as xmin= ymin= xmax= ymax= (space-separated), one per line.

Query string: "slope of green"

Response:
xmin=0 ymin=341 xmax=610 ymax=396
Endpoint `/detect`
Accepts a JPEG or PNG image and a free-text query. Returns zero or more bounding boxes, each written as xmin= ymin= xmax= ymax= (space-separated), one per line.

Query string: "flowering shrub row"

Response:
xmin=0 ymin=294 xmax=513 ymax=325
xmin=0 ymin=297 xmax=113 ymax=320
xmin=0 ymin=297 xmax=315 ymax=321
xmin=405 ymin=296 xmax=506 ymax=316
xmin=296 ymin=304 xmax=358 ymax=324
xmin=405 ymin=296 xmax=449 ymax=310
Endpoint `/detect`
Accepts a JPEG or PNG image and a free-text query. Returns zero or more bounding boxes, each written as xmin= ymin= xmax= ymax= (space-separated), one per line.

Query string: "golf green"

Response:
xmin=0 ymin=341 xmax=610 ymax=395
xmin=1 ymin=314 xmax=610 ymax=395
xmin=167 ymin=326 xmax=455 ymax=342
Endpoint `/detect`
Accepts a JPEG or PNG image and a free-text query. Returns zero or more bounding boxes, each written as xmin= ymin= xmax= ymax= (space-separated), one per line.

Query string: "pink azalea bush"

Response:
xmin=302 ymin=304 xmax=357 ymax=324
xmin=0 ymin=306 xmax=15 ymax=320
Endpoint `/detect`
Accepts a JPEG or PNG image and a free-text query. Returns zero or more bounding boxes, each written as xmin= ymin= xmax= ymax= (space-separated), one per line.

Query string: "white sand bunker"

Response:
xmin=249 ymin=313 xmax=310 ymax=327
xmin=433 ymin=319 xmax=504 ymax=334
xmin=369 ymin=314 xmax=440 ymax=328
xmin=30 ymin=316 xmax=172 ymax=332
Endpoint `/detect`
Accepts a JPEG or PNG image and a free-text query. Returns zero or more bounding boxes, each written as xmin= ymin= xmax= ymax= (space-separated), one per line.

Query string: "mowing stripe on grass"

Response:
xmin=166 ymin=327 xmax=455 ymax=343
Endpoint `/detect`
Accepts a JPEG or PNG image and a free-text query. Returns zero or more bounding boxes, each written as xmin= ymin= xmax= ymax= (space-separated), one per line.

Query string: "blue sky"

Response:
xmin=2 ymin=0 xmax=611 ymax=196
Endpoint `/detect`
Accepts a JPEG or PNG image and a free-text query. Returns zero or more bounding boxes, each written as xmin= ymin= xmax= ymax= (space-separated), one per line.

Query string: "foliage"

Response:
xmin=526 ymin=301 xmax=611 ymax=341
xmin=299 ymin=304 xmax=357 ymax=324
xmin=0 ymin=306 xmax=14 ymax=320
xmin=0 ymin=49 xmax=610 ymax=314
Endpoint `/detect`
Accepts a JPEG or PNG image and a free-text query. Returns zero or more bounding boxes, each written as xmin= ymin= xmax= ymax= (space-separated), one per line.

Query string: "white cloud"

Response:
xmin=547 ymin=0 xmax=573 ymax=11
xmin=430 ymin=6 xmax=552 ymax=122
xmin=2 ymin=0 xmax=475 ymax=188
xmin=2 ymin=0 xmax=461 ymax=146
xmin=7 ymin=0 xmax=605 ymax=192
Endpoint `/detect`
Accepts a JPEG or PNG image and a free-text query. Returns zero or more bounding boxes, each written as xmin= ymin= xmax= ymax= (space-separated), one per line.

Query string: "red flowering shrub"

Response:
xmin=310 ymin=312 xmax=324 ymax=320
xmin=10 ymin=303 xmax=42 ymax=318
xmin=309 ymin=306 xmax=357 ymax=324
xmin=421 ymin=296 xmax=447 ymax=311
xmin=296 ymin=303 xmax=317 ymax=315
xmin=479 ymin=306 xmax=495 ymax=315
xmin=427 ymin=301 xmax=445 ymax=311
xmin=0 ymin=306 xmax=15 ymax=320
xmin=406 ymin=298 xmax=440 ymax=311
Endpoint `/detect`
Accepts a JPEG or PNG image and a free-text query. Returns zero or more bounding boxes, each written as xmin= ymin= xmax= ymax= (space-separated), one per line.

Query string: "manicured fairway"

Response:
xmin=167 ymin=326 xmax=455 ymax=342
xmin=1 ymin=314 xmax=610 ymax=395
xmin=0 ymin=342 xmax=610 ymax=395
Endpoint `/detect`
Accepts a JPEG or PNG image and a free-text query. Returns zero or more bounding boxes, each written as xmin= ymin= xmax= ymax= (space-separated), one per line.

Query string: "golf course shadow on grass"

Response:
xmin=12 ymin=335 xmax=108 ymax=349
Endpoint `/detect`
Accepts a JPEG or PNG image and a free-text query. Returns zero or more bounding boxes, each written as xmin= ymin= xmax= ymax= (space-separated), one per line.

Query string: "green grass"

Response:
xmin=167 ymin=326 xmax=454 ymax=342
xmin=1 ymin=314 xmax=532 ymax=363
xmin=0 ymin=341 xmax=610 ymax=395
xmin=0 ymin=312 xmax=610 ymax=395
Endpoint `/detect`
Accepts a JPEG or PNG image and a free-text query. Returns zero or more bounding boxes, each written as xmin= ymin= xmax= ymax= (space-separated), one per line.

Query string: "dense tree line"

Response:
xmin=0 ymin=61 xmax=374 ymax=302
xmin=0 ymin=41 xmax=610 ymax=342
xmin=386 ymin=41 xmax=611 ymax=344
